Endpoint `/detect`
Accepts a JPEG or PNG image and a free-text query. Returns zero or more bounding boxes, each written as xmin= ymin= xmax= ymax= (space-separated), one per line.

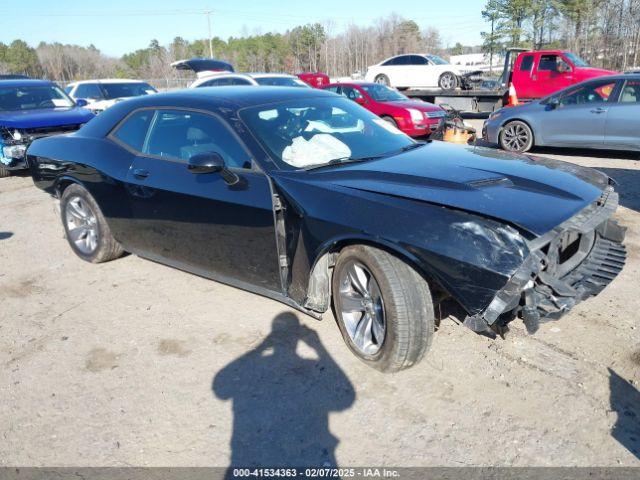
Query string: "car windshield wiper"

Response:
xmin=398 ymin=142 xmax=427 ymax=153
xmin=304 ymin=142 xmax=426 ymax=171
xmin=303 ymin=154 xmax=386 ymax=171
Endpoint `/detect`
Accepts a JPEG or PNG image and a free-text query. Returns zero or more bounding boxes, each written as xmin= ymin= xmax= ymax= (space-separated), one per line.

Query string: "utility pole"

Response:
xmin=205 ymin=10 xmax=213 ymax=58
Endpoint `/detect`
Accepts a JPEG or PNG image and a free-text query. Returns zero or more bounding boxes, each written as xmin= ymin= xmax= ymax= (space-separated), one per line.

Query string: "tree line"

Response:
xmin=1 ymin=5 xmax=638 ymax=86
xmin=482 ymin=0 xmax=640 ymax=71
xmin=0 ymin=13 xmax=446 ymax=86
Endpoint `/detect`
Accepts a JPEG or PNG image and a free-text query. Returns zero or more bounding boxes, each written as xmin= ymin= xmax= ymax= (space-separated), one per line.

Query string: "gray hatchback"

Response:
xmin=483 ymin=74 xmax=640 ymax=153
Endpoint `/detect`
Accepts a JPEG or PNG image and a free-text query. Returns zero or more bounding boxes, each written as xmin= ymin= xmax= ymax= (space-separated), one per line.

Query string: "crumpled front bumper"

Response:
xmin=0 ymin=155 xmax=28 ymax=170
xmin=464 ymin=187 xmax=626 ymax=334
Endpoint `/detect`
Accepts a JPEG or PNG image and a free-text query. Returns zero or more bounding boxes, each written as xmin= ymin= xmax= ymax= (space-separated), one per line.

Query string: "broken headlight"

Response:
xmin=2 ymin=144 xmax=27 ymax=159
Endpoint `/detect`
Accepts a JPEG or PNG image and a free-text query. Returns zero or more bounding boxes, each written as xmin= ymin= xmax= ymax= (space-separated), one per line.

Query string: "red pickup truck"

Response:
xmin=511 ymin=50 xmax=617 ymax=100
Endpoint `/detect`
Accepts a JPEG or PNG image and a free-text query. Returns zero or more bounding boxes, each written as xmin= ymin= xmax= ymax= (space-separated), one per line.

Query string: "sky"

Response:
xmin=0 ymin=0 xmax=487 ymax=57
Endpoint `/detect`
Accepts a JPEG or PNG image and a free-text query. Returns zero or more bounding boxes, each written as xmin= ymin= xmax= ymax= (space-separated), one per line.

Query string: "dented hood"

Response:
xmin=305 ymin=142 xmax=609 ymax=236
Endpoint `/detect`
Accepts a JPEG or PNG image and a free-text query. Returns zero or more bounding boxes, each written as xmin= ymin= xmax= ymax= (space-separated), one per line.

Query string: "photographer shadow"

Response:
xmin=213 ymin=312 xmax=355 ymax=468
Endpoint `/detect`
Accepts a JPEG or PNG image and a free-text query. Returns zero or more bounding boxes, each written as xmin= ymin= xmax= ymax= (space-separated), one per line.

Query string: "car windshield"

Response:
xmin=241 ymin=97 xmax=415 ymax=170
xmin=426 ymin=55 xmax=449 ymax=65
xmin=0 ymin=85 xmax=74 ymax=111
xmin=254 ymin=76 xmax=308 ymax=87
xmin=360 ymin=84 xmax=407 ymax=102
xmin=564 ymin=52 xmax=590 ymax=68
xmin=100 ymin=83 xmax=156 ymax=99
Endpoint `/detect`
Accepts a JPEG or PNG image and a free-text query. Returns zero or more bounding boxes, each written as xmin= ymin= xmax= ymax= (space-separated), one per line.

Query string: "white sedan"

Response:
xmin=365 ymin=54 xmax=466 ymax=90
xmin=64 ymin=79 xmax=157 ymax=113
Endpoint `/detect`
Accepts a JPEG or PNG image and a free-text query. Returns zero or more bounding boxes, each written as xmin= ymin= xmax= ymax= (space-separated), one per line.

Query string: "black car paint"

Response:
xmin=27 ymin=87 xmax=623 ymax=324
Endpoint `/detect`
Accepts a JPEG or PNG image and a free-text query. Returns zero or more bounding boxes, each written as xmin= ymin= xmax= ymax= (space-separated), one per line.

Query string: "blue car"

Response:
xmin=0 ymin=79 xmax=95 ymax=177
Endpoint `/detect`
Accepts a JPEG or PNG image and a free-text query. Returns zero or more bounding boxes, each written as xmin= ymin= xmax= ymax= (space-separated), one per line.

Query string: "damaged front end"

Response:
xmin=464 ymin=186 xmax=626 ymax=336
xmin=0 ymin=127 xmax=28 ymax=170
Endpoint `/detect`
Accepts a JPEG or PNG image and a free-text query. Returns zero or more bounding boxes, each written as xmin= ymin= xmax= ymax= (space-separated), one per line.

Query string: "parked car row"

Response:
xmin=64 ymin=79 xmax=157 ymax=113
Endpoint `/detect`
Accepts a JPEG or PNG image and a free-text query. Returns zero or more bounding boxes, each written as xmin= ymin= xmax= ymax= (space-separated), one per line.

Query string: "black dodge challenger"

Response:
xmin=27 ymin=87 xmax=626 ymax=372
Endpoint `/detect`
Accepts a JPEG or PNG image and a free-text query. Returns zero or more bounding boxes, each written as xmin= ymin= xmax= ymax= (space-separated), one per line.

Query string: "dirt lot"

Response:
xmin=1 ymin=135 xmax=639 ymax=467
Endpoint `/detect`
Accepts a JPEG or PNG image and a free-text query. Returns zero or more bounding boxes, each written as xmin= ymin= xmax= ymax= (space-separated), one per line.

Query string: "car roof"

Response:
xmin=247 ymin=73 xmax=296 ymax=79
xmin=579 ymin=74 xmax=640 ymax=82
xmin=196 ymin=72 xmax=294 ymax=79
xmin=0 ymin=79 xmax=55 ymax=88
xmin=69 ymin=79 xmax=149 ymax=85
xmin=80 ymin=86 xmax=336 ymax=138
xmin=325 ymin=81 xmax=377 ymax=87
xmin=145 ymin=85 xmax=331 ymax=107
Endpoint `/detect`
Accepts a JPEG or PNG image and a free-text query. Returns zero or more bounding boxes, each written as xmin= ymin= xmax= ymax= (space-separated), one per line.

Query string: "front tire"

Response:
xmin=381 ymin=115 xmax=398 ymax=128
xmin=60 ymin=184 xmax=124 ymax=263
xmin=438 ymin=72 xmax=459 ymax=90
xmin=332 ymin=245 xmax=435 ymax=372
xmin=374 ymin=74 xmax=390 ymax=86
xmin=499 ymin=120 xmax=534 ymax=153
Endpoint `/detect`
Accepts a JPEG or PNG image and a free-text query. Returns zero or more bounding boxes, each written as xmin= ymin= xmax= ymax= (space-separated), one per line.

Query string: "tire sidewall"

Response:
xmin=60 ymin=185 xmax=104 ymax=262
xmin=381 ymin=115 xmax=398 ymax=128
xmin=331 ymin=246 xmax=402 ymax=369
xmin=375 ymin=74 xmax=390 ymax=86
xmin=499 ymin=120 xmax=534 ymax=152
xmin=439 ymin=72 xmax=458 ymax=90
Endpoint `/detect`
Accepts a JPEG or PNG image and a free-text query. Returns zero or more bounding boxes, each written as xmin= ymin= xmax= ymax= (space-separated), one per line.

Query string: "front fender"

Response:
xmin=273 ymin=175 xmax=530 ymax=316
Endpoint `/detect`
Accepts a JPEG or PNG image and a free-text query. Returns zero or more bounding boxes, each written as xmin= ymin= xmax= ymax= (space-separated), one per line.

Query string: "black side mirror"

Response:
xmin=187 ymin=152 xmax=224 ymax=174
xmin=187 ymin=152 xmax=240 ymax=185
xmin=547 ymin=97 xmax=560 ymax=109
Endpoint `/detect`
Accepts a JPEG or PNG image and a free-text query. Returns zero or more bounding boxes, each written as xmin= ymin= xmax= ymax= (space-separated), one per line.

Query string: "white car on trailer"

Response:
xmin=365 ymin=54 xmax=466 ymax=90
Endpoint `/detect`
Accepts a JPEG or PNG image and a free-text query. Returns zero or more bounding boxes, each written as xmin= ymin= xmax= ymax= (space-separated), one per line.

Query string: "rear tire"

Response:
xmin=60 ymin=184 xmax=124 ymax=263
xmin=499 ymin=120 xmax=534 ymax=153
xmin=0 ymin=165 xmax=10 ymax=178
xmin=374 ymin=74 xmax=390 ymax=86
xmin=332 ymin=245 xmax=435 ymax=372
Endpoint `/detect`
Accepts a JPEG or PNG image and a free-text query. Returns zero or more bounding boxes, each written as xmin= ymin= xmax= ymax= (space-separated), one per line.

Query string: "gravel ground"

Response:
xmin=1 ymin=134 xmax=639 ymax=467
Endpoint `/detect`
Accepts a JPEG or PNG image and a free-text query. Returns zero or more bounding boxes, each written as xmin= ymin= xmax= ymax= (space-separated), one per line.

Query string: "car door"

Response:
xmin=604 ymin=79 xmax=640 ymax=150
xmin=384 ymin=55 xmax=412 ymax=87
xmin=123 ymin=108 xmax=282 ymax=292
xmin=538 ymin=78 xmax=620 ymax=147
xmin=513 ymin=53 xmax=535 ymax=99
xmin=531 ymin=54 xmax=574 ymax=99
xmin=405 ymin=55 xmax=432 ymax=88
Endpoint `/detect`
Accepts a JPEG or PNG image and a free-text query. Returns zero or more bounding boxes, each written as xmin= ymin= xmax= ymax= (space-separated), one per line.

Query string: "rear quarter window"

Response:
xmin=111 ymin=110 xmax=154 ymax=152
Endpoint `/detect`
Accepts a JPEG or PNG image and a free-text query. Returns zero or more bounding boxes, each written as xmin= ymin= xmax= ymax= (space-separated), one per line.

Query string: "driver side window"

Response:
xmin=340 ymin=86 xmax=364 ymax=102
xmin=144 ymin=109 xmax=252 ymax=169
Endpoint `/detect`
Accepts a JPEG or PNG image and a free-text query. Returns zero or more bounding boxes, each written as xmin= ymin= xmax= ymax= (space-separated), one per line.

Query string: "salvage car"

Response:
xmin=322 ymin=81 xmax=445 ymax=137
xmin=65 ymin=79 xmax=157 ymax=114
xmin=364 ymin=54 xmax=478 ymax=90
xmin=0 ymin=79 xmax=95 ymax=177
xmin=27 ymin=87 xmax=626 ymax=372
xmin=484 ymin=74 xmax=640 ymax=152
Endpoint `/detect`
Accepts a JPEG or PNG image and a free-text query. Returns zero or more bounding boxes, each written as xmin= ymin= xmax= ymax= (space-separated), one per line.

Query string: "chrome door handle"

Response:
xmin=590 ymin=107 xmax=607 ymax=114
xmin=133 ymin=168 xmax=150 ymax=179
